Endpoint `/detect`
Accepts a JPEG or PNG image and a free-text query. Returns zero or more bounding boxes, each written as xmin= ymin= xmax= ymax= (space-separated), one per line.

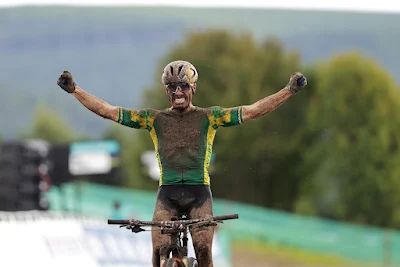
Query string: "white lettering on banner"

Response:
xmin=0 ymin=215 xmax=231 ymax=267
xmin=118 ymin=237 xmax=138 ymax=259
xmin=105 ymin=235 xmax=122 ymax=258
xmin=85 ymin=226 xmax=153 ymax=265
xmin=86 ymin=235 xmax=106 ymax=258
xmin=0 ymin=220 xmax=98 ymax=267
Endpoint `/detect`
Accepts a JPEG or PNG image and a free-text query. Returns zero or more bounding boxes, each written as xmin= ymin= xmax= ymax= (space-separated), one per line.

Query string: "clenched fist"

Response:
xmin=57 ymin=70 xmax=76 ymax=93
xmin=286 ymin=72 xmax=307 ymax=94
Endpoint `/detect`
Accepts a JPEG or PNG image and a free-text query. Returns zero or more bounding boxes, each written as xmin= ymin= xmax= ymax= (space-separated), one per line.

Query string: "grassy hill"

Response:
xmin=1 ymin=6 xmax=400 ymax=138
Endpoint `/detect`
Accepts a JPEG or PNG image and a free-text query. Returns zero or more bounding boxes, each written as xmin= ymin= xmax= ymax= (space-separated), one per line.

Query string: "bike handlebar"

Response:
xmin=212 ymin=214 xmax=239 ymax=221
xmin=108 ymin=219 xmax=130 ymax=225
xmin=107 ymin=213 xmax=239 ymax=226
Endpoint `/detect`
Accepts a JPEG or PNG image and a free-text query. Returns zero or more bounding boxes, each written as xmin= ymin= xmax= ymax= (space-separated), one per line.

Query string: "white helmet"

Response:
xmin=161 ymin=60 xmax=198 ymax=85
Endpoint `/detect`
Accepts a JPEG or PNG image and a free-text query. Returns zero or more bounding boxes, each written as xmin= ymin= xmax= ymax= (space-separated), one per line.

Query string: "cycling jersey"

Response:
xmin=117 ymin=106 xmax=243 ymax=185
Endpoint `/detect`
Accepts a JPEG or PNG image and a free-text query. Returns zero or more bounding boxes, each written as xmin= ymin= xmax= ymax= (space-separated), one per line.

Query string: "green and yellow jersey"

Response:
xmin=117 ymin=106 xmax=243 ymax=185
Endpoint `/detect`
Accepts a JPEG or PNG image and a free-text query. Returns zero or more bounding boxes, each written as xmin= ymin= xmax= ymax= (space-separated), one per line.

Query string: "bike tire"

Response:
xmin=163 ymin=258 xmax=180 ymax=267
xmin=185 ymin=257 xmax=198 ymax=267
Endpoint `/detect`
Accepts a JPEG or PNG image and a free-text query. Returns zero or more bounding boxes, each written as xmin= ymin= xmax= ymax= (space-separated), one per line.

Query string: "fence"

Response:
xmin=44 ymin=182 xmax=400 ymax=265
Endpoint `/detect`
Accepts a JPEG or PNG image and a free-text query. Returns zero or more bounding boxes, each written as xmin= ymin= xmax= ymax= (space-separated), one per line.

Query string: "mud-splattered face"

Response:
xmin=165 ymin=83 xmax=197 ymax=112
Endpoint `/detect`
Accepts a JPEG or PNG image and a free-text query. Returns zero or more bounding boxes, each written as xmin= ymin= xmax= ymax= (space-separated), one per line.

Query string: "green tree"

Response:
xmin=142 ymin=29 xmax=311 ymax=210
xmin=297 ymin=52 xmax=400 ymax=228
xmin=22 ymin=103 xmax=78 ymax=143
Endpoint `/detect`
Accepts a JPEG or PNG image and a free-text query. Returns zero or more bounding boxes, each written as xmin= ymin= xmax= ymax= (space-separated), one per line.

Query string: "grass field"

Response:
xmin=231 ymin=240 xmax=367 ymax=267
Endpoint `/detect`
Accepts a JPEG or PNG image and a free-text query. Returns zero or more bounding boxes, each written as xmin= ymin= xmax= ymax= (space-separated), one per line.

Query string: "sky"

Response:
xmin=1 ymin=0 xmax=400 ymax=14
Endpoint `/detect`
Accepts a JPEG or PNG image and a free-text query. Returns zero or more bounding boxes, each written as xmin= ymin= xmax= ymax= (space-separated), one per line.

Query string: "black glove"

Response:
xmin=286 ymin=72 xmax=307 ymax=94
xmin=57 ymin=70 xmax=76 ymax=93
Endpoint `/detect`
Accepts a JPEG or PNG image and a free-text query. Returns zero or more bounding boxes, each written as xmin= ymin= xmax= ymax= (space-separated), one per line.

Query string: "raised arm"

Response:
xmin=56 ymin=70 xmax=156 ymax=130
xmin=57 ymin=70 xmax=118 ymax=121
xmin=73 ymin=86 xmax=119 ymax=121
xmin=242 ymin=72 xmax=307 ymax=122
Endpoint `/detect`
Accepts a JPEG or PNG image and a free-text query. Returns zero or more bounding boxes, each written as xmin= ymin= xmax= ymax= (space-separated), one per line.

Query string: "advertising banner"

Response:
xmin=0 ymin=211 xmax=231 ymax=267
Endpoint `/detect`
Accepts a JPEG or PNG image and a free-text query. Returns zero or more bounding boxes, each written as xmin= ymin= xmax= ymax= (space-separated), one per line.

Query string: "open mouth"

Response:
xmin=174 ymin=98 xmax=186 ymax=105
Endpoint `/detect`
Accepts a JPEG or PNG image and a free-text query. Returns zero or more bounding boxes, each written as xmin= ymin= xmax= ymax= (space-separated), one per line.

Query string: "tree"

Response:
xmin=21 ymin=103 xmax=78 ymax=143
xmin=297 ymin=52 xmax=400 ymax=228
xmin=142 ymin=29 xmax=311 ymax=211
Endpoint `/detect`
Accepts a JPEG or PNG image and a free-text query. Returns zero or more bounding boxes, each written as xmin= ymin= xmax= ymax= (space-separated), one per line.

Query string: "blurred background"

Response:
xmin=1 ymin=1 xmax=400 ymax=266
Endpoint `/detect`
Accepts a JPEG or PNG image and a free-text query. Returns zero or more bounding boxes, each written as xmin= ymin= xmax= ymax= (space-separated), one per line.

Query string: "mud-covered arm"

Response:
xmin=241 ymin=72 xmax=307 ymax=122
xmin=57 ymin=70 xmax=119 ymax=122
xmin=72 ymin=86 xmax=154 ymax=130
xmin=241 ymin=88 xmax=293 ymax=122
xmin=72 ymin=86 xmax=119 ymax=122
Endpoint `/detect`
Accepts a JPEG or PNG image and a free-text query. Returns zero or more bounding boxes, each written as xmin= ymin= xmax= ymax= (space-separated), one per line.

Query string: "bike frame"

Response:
xmin=160 ymin=216 xmax=190 ymax=263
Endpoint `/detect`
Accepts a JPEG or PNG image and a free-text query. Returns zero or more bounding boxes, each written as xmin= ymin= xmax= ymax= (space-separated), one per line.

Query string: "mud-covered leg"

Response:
xmin=189 ymin=195 xmax=214 ymax=267
xmin=152 ymin=197 xmax=178 ymax=267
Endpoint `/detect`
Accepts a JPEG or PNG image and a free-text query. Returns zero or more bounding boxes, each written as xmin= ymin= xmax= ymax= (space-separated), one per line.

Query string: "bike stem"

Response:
xmin=182 ymin=228 xmax=188 ymax=255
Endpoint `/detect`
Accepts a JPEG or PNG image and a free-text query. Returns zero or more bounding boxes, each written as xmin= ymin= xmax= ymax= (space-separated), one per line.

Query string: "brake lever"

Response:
xmin=131 ymin=226 xmax=145 ymax=233
xmin=119 ymin=223 xmax=145 ymax=233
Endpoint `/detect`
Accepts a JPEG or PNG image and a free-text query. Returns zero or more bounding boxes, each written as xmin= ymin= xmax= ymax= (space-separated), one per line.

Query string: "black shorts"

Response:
xmin=156 ymin=184 xmax=212 ymax=217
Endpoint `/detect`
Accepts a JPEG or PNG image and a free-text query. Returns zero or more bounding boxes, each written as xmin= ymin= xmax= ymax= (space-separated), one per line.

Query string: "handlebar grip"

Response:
xmin=108 ymin=219 xmax=130 ymax=225
xmin=213 ymin=214 xmax=239 ymax=221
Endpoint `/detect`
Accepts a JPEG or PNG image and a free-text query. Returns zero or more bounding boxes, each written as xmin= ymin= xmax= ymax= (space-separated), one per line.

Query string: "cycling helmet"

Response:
xmin=161 ymin=60 xmax=198 ymax=85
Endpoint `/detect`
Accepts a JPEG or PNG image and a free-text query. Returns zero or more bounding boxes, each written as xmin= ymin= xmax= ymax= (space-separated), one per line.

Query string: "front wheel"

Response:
xmin=184 ymin=257 xmax=198 ymax=267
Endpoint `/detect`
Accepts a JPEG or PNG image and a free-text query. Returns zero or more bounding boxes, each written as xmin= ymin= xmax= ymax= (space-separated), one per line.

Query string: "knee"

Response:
xmin=152 ymin=238 xmax=162 ymax=255
xmin=195 ymin=244 xmax=211 ymax=257
xmin=194 ymin=244 xmax=213 ymax=266
xmin=192 ymin=228 xmax=213 ymax=252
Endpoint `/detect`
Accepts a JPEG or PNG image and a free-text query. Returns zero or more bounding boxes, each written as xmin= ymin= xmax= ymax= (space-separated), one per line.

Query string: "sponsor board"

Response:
xmin=0 ymin=211 xmax=231 ymax=267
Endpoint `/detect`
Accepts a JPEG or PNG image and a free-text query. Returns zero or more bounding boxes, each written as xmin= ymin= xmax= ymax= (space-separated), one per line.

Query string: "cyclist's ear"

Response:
xmin=192 ymin=83 xmax=197 ymax=95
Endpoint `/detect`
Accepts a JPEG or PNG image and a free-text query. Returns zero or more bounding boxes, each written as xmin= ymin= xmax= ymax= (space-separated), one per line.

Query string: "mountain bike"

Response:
xmin=108 ymin=213 xmax=239 ymax=267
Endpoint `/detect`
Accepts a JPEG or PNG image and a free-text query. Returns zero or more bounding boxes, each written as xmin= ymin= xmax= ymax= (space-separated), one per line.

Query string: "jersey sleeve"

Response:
xmin=208 ymin=106 xmax=244 ymax=129
xmin=117 ymin=107 xmax=156 ymax=131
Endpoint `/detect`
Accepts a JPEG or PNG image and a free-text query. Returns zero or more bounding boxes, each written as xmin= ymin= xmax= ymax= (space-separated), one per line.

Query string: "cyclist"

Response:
xmin=56 ymin=60 xmax=307 ymax=267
